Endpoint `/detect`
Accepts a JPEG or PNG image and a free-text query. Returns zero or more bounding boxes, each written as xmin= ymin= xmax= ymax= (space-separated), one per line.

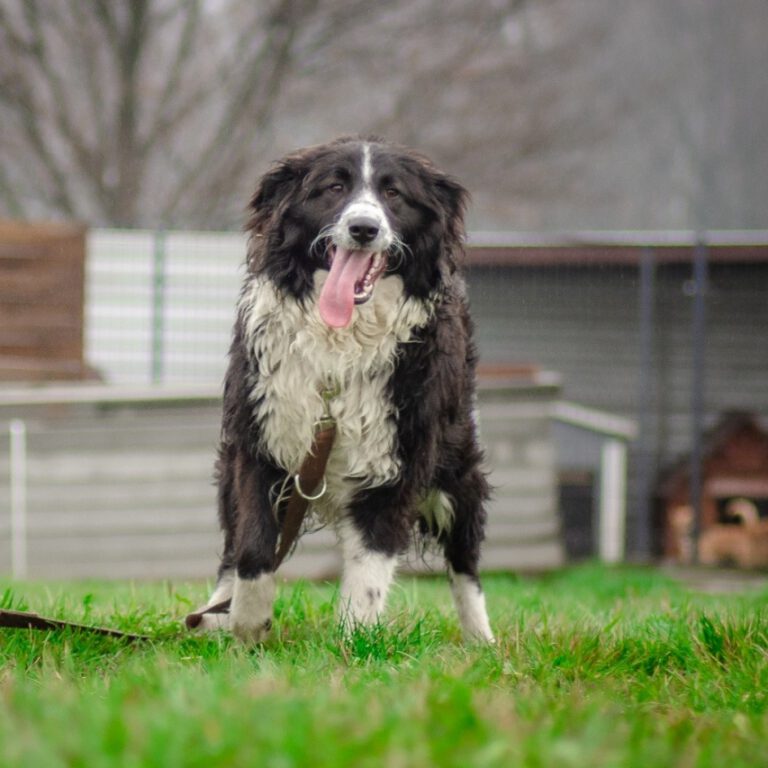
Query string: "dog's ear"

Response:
xmin=429 ymin=172 xmax=469 ymax=274
xmin=247 ymin=163 xmax=293 ymax=234
xmin=245 ymin=159 xmax=305 ymax=273
xmin=246 ymin=158 xmax=304 ymax=237
xmin=433 ymin=174 xmax=469 ymax=241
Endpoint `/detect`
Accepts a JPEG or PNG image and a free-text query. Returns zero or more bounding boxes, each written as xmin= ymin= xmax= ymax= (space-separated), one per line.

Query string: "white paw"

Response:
xmin=449 ymin=570 xmax=495 ymax=644
xmin=231 ymin=616 xmax=273 ymax=644
xmin=337 ymin=519 xmax=398 ymax=629
xmin=230 ymin=572 xmax=275 ymax=645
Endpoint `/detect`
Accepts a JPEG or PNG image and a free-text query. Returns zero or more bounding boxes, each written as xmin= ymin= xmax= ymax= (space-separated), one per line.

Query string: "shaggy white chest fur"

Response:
xmin=239 ymin=273 xmax=433 ymax=512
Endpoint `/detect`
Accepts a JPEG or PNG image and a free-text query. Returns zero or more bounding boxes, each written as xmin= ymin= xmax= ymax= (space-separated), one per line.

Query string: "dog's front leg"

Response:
xmin=231 ymin=570 xmax=276 ymax=644
xmin=336 ymin=516 xmax=399 ymax=631
xmin=229 ymin=450 xmax=280 ymax=644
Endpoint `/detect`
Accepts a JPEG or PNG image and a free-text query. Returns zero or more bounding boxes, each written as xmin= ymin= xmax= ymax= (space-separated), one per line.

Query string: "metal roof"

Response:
xmin=466 ymin=231 xmax=768 ymax=266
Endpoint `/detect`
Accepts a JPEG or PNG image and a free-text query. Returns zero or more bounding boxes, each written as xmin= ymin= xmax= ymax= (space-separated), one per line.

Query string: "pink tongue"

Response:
xmin=318 ymin=248 xmax=372 ymax=328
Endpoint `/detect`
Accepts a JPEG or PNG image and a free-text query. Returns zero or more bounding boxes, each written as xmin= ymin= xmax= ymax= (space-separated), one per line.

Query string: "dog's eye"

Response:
xmin=384 ymin=187 xmax=400 ymax=200
xmin=327 ymin=183 xmax=345 ymax=195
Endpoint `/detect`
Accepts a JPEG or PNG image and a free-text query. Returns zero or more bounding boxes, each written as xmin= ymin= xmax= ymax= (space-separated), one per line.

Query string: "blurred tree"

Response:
xmin=0 ymin=0 xmax=369 ymax=227
xmin=0 ymin=0 xmax=547 ymax=229
xmin=272 ymin=0 xmax=612 ymax=229
xmin=1 ymin=0 xmax=765 ymax=230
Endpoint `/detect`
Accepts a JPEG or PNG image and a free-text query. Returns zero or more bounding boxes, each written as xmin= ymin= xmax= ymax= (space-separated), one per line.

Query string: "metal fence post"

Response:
xmin=689 ymin=237 xmax=709 ymax=562
xmin=9 ymin=419 xmax=28 ymax=579
xmin=151 ymin=229 xmax=167 ymax=384
xmin=634 ymin=246 xmax=656 ymax=560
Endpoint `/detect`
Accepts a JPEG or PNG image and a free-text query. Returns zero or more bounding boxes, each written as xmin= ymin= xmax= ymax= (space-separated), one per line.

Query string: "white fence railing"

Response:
xmin=87 ymin=229 xmax=246 ymax=385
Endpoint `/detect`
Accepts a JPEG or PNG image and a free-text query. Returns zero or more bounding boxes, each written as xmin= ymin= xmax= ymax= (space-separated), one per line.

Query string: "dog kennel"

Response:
xmin=657 ymin=411 xmax=768 ymax=564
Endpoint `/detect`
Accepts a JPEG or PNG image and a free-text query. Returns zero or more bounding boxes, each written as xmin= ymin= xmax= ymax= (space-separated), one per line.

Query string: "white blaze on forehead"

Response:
xmin=361 ymin=142 xmax=373 ymax=190
xmin=348 ymin=141 xmax=384 ymax=215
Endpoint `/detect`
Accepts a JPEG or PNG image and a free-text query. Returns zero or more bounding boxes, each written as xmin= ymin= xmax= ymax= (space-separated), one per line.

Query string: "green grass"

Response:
xmin=1 ymin=565 xmax=768 ymax=767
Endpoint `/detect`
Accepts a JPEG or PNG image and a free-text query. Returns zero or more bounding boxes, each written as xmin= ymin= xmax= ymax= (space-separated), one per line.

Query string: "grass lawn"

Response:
xmin=1 ymin=564 xmax=767 ymax=767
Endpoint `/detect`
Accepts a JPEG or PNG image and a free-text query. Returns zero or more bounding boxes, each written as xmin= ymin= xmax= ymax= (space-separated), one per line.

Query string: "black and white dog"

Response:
xmin=197 ymin=136 xmax=493 ymax=643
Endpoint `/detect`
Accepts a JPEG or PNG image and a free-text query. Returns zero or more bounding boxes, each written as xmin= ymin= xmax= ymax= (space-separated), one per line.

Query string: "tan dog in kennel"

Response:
xmin=671 ymin=498 xmax=768 ymax=569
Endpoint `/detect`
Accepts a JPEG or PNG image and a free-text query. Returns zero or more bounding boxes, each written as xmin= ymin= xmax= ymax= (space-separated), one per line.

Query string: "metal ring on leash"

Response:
xmin=294 ymin=473 xmax=327 ymax=501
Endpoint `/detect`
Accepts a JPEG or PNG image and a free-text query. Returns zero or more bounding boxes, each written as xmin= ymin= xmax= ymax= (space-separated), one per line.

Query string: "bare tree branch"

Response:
xmin=160 ymin=0 xmax=320 ymax=223
xmin=140 ymin=0 xmax=202 ymax=152
xmin=0 ymin=0 xmax=340 ymax=226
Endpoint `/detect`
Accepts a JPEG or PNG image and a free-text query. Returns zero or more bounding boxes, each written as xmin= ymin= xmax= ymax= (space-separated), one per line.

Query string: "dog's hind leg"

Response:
xmin=336 ymin=517 xmax=399 ymax=631
xmin=439 ymin=473 xmax=494 ymax=643
xmin=447 ymin=566 xmax=494 ymax=643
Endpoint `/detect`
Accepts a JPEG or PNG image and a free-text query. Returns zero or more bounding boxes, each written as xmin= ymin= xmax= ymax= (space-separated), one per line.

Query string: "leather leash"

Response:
xmin=184 ymin=384 xmax=338 ymax=630
xmin=273 ymin=418 xmax=337 ymax=568
xmin=0 ymin=608 xmax=150 ymax=642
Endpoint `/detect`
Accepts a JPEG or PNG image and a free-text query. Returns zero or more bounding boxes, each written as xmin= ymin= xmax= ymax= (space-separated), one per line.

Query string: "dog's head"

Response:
xmin=246 ymin=136 xmax=468 ymax=328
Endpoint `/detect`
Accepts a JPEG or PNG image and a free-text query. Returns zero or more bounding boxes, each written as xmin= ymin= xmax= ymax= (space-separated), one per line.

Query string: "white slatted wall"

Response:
xmin=86 ymin=230 xmax=245 ymax=385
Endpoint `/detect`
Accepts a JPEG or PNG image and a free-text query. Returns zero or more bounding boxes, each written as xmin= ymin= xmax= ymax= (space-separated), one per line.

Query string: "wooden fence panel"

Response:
xmin=0 ymin=222 xmax=88 ymax=381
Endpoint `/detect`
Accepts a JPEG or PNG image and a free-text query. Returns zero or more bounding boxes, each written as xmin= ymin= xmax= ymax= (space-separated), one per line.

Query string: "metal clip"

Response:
xmin=294 ymin=474 xmax=327 ymax=501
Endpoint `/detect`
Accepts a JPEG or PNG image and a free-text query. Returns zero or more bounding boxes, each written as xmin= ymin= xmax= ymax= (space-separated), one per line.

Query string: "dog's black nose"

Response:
xmin=348 ymin=217 xmax=380 ymax=245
